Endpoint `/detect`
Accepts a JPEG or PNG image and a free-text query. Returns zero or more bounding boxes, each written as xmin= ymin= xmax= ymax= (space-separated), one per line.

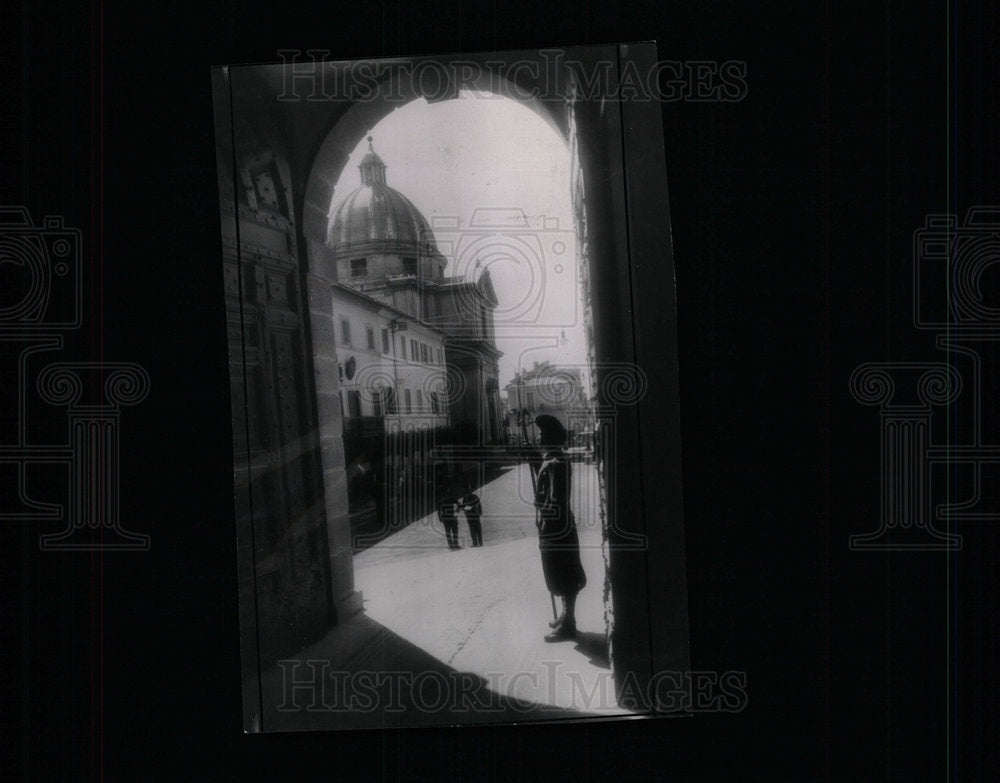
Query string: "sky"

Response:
xmin=331 ymin=90 xmax=590 ymax=395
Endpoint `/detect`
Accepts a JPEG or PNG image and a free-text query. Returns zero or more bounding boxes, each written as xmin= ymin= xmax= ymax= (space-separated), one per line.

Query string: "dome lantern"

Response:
xmin=358 ymin=134 xmax=387 ymax=186
xmin=327 ymin=137 xmax=448 ymax=283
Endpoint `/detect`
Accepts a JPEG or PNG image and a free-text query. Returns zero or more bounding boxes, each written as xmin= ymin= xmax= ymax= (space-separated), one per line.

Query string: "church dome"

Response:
xmin=327 ymin=137 xmax=439 ymax=257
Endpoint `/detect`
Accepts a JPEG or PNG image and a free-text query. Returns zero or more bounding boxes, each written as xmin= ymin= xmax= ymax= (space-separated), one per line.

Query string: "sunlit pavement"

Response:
xmin=259 ymin=461 xmax=628 ymax=731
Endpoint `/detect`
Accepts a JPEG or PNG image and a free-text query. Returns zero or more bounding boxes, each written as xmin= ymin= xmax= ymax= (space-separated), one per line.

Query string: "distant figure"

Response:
xmin=532 ymin=414 xmax=587 ymax=642
xmin=437 ymin=493 xmax=461 ymax=550
xmin=459 ymin=484 xmax=483 ymax=547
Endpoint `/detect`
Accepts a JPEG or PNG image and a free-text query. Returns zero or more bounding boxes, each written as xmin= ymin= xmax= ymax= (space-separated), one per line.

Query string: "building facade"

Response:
xmin=331 ymin=283 xmax=448 ymax=425
xmin=430 ymin=275 xmax=504 ymax=445
xmin=328 ymin=138 xmax=504 ymax=445
xmin=327 ymin=139 xmax=506 ymax=535
xmin=504 ymin=361 xmax=591 ymax=442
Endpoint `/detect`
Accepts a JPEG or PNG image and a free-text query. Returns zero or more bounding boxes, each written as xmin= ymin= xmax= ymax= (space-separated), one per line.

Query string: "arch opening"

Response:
xmin=305 ymin=76 xmax=614 ymax=715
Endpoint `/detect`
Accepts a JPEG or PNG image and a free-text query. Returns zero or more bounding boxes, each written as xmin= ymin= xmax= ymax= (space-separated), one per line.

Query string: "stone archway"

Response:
xmin=294 ymin=63 xmax=581 ymax=621
xmin=293 ymin=64 xmax=631 ymax=698
xmin=299 ymin=65 xmax=569 ymax=280
xmin=219 ymin=47 xmax=687 ymax=728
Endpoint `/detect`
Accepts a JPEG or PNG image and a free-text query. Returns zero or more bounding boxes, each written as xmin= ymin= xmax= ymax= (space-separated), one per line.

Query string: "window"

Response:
xmin=430 ymin=393 xmax=438 ymax=414
xmin=386 ymin=387 xmax=397 ymax=415
xmin=340 ymin=318 xmax=351 ymax=344
xmin=404 ymin=388 xmax=412 ymax=414
xmin=381 ymin=328 xmax=390 ymax=354
xmin=416 ymin=390 xmax=424 ymax=411
xmin=366 ymin=326 xmax=375 ymax=351
xmin=347 ymin=390 xmax=361 ymax=418
xmin=527 ymin=391 xmax=535 ymax=410
xmin=399 ymin=337 xmax=406 ymax=360
xmin=411 ymin=339 xmax=419 ymax=362
xmin=403 ymin=257 xmax=417 ymax=276
xmin=420 ymin=343 xmax=428 ymax=363
xmin=350 ymin=258 xmax=368 ymax=278
xmin=437 ymin=348 xmax=442 ymax=365
xmin=373 ymin=387 xmax=387 ymax=417
xmin=250 ymin=165 xmax=286 ymax=214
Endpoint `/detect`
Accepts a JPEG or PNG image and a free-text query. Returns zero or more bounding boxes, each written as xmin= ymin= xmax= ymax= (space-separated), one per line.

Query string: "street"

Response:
xmin=260 ymin=460 xmax=628 ymax=730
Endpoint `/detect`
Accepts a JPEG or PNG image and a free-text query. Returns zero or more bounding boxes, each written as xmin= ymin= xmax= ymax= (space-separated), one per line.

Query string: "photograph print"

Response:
xmin=212 ymin=43 xmax=690 ymax=731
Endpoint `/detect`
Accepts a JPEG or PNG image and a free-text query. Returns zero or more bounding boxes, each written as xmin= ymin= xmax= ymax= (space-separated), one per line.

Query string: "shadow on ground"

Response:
xmin=258 ymin=611 xmax=604 ymax=732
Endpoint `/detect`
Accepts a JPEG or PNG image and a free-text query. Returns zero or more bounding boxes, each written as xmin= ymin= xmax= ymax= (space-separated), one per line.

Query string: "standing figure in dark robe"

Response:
xmin=459 ymin=484 xmax=483 ymax=547
xmin=437 ymin=493 xmax=461 ymax=550
xmin=532 ymin=414 xmax=587 ymax=641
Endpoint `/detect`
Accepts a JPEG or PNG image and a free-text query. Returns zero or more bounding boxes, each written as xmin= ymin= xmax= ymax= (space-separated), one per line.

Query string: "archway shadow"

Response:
xmin=257 ymin=611 xmax=618 ymax=732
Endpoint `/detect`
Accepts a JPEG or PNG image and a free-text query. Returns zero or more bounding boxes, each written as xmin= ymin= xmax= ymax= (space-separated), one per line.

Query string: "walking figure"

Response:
xmin=459 ymin=484 xmax=483 ymax=547
xmin=531 ymin=415 xmax=587 ymax=641
xmin=437 ymin=492 xmax=461 ymax=550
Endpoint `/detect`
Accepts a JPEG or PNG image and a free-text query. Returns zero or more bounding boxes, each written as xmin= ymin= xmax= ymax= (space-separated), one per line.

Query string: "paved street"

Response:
xmin=260 ymin=461 xmax=628 ymax=731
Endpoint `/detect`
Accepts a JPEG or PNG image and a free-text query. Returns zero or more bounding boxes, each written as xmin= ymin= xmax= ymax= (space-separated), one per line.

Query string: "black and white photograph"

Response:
xmin=6 ymin=0 xmax=998 ymax=777
xmin=214 ymin=44 xmax=690 ymax=731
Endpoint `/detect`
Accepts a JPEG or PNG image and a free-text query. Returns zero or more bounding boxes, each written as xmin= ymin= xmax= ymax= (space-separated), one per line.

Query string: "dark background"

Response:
xmin=2 ymin=0 xmax=997 ymax=779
